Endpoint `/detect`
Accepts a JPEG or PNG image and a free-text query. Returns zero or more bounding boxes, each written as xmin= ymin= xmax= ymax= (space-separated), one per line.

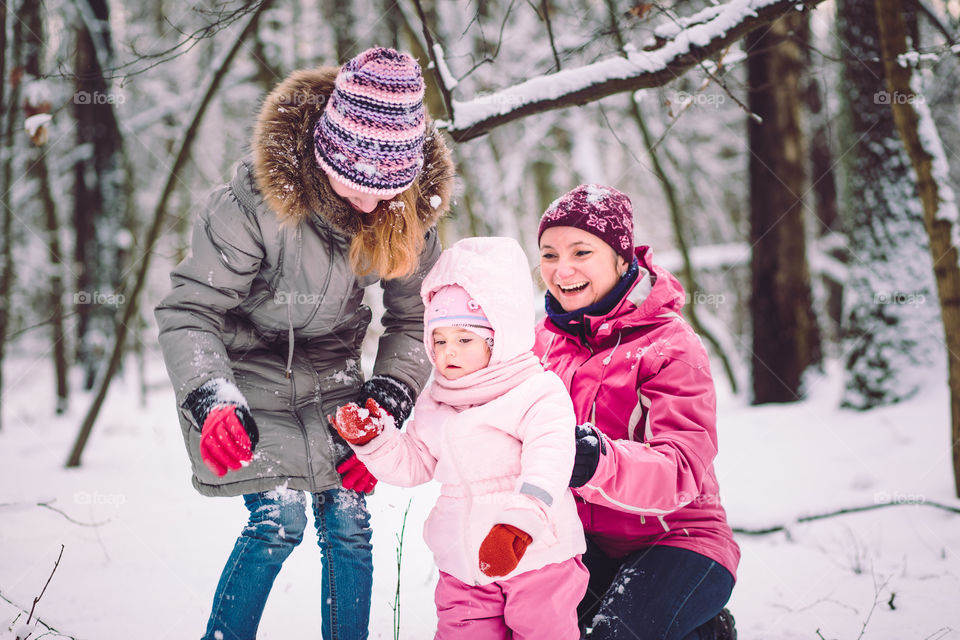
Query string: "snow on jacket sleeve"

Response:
xmin=576 ymin=330 xmax=718 ymax=516
xmin=373 ymin=227 xmax=441 ymax=397
xmin=155 ymin=185 xmax=264 ymax=409
xmin=496 ymin=374 xmax=577 ymax=541
xmin=351 ymin=406 xmax=437 ymax=487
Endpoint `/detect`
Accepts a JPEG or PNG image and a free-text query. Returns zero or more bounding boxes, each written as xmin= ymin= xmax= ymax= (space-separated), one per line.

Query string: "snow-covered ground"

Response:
xmin=1 ymin=350 xmax=958 ymax=639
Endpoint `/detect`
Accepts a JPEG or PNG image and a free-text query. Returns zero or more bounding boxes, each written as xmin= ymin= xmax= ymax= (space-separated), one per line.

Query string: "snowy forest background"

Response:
xmin=2 ymin=0 xmax=960 ymax=638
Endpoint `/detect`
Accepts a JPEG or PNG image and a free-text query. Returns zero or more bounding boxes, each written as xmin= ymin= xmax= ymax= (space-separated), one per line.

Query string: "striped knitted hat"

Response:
xmin=314 ymin=47 xmax=426 ymax=197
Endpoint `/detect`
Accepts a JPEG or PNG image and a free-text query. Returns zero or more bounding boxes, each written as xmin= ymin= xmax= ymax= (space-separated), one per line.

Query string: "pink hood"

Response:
xmin=534 ymin=246 xmax=740 ymax=580
xmin=420 ymin=236 xmax=536 ymax=367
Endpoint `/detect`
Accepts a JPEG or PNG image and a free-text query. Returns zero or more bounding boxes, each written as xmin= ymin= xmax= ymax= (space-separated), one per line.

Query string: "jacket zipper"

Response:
xmin=288 ymin=362 xmax=320 ymax=493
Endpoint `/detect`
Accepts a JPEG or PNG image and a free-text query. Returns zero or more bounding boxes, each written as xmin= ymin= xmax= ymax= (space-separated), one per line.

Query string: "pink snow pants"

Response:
xmin=434 ymin=556 xmax=588 ymax=639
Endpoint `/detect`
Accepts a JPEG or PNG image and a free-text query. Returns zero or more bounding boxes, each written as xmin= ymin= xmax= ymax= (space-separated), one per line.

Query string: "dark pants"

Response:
xmin=579 ymin=540 xmax=734 ymax=640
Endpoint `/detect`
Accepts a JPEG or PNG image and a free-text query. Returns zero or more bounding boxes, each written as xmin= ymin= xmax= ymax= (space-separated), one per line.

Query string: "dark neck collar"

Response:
xmin=545 ymin=259 xmax=640 ymax=338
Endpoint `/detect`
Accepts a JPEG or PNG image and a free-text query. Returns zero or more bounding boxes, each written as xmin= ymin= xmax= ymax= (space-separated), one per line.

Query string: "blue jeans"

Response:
xmin=202 ymin=488 xmax=373 ymax=640
xmin=579 ymin=541 xmax=734 ymax=639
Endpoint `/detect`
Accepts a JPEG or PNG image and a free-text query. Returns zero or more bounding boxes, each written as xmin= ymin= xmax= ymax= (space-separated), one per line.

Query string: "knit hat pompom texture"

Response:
xmin=538 ymin=184 xmax=635 ymax=264
xmin=427 ymin=284 xmax=495 ymax=342
xmin=314 ymin=47 xmax=426 ymax=197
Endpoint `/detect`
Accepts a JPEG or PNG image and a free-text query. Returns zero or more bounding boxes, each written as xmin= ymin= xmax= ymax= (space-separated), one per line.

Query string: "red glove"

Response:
xmin=200 ymin=405 xmax=254 ymax=477
xmin=330 ymin=398 xmax=389 ymax=445
xmin=337 ymin=455 xmax=378 ymax=493
xmin=478 ymin=524 xmax=533 ymax=577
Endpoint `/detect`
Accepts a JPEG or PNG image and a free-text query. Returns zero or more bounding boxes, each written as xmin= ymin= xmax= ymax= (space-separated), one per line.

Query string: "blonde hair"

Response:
xmin=349 ymin=182 xmax=425 ymax=280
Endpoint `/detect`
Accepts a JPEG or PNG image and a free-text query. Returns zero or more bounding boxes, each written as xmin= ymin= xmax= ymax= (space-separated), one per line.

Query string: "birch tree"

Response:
xmin=874 ymin=0 xmax=960 ymax=495
xmin=836 ymin=0 xmax=939 ymax=409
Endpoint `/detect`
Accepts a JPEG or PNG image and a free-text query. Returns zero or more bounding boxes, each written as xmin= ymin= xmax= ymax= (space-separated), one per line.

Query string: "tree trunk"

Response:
xmin=837 ymin=0 xmax=939 ymax=409
xmin=23 ymin=0 xmax=69 ymax=413
xmin=746 ymin=13 xmax=821 ymax=403
xmin=874 ymin=0 xmax=960 ymax=497
xmin=0 ymin=0 xmax=10 ymax=431
xmin=72 ymin=0 xmax=127 ymax=390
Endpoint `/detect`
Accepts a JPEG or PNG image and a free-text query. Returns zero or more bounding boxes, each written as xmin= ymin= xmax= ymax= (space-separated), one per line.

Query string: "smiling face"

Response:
xmin=431 ymin=326 xmax=492 ymax=380
xmin=539 ymin=226 xmax=629 ymax=312
xmin=324 ymin=168 xmax=390 ymax=213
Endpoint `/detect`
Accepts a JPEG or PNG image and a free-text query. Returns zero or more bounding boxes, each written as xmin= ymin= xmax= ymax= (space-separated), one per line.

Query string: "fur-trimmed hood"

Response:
xmin=251 ymin=66 xmax=455 ymax=235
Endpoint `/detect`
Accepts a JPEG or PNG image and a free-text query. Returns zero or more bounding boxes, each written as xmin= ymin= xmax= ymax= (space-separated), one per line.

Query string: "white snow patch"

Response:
xmin=585 ymin=184 xmax=612 ymax=204
xmin=24 ymin=113 xmax=52 ymax=138
xmin=432 ymin=43 xmax=458 ymax=91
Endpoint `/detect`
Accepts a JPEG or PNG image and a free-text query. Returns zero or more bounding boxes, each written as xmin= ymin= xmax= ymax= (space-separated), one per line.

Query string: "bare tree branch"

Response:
xmin=918 ymin=0 xmax=959 ymax=49
xmin=0 ymin=589 xmax=78 ymax=640
xmin=37 ymin=501 xmax=111 ymax=527
xmin=450 ymin=0 xmax=519 ymax=84
xmin=540 ymin=0 xmax=562 ymax=72
xmin=46 ymin=1 xmax=268 ymax=84
xmin=26 ymin=545 xmax=63 ymax=626
xmin=444 ymin=0 xmax=828 ymax=142
xmin=732 ymin=499 xmax=960 ymax=536
xmin=411 ymin=0 xmax=453 ymax=121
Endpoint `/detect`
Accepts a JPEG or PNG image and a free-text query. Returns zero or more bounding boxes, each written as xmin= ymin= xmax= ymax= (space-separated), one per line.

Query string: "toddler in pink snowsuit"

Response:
xmin=331 ymin=236 xmax=588 ymax=639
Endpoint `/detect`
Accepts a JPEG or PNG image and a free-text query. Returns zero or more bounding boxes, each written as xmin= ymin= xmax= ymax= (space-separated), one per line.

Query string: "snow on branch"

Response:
xmin=441 ymin=0 xmax=827 ymax=142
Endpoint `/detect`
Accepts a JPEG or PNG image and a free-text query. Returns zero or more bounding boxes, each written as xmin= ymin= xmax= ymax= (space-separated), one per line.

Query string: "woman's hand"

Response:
xmin=336 ymin=454 xmax=378 ymax=493
xmin=200 ymin=405 xmax=259 ymax=477
xmin=570 ymin=422 xmax=607 ymax=487
xmin=185 ymin=379 xmax=259 ymax=477
xmin=358 ymin=375 xmax=414 ymax=425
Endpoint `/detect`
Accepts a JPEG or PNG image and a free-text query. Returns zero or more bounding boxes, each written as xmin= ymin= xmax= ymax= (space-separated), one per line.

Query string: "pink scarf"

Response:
xmin=428 ymin=351 xmax=544 ymax=409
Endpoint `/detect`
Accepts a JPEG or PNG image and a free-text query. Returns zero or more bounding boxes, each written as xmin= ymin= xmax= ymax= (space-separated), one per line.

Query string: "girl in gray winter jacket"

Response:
xmin=155 ymin=47 xmax=454 ymax=640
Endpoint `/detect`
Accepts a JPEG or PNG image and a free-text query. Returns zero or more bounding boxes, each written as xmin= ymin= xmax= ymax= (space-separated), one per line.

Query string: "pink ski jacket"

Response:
xmin=534 ymin=246 xmax=740 ymax=580
xmin=353 ymin=237 xmax=586 ymax=586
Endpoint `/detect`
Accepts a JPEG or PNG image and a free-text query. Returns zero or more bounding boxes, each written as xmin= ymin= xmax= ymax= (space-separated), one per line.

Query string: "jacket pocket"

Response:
xmin=340 ymin=304 xmax=373 ymax=352
xmin=221 ymin=313 xmax=262 ymax=352
xmin=232 ymin=349 xmax=292 ymax=411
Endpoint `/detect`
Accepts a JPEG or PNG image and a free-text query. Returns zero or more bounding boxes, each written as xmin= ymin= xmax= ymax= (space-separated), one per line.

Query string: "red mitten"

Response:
xmin=200 ymin=405 xmax=253 ymax=477
xmin=478 ymin=524 xmax=533 ymax=577
xmin=330 ymin=398 xmax=389 ymax=445
xmin=337 ymin=455 xmax=378 ymax=493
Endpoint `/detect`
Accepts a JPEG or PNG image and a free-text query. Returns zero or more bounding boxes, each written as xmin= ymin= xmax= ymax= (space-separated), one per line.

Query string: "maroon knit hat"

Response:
xmin=537 ymin=184 xmax=635 ymax=264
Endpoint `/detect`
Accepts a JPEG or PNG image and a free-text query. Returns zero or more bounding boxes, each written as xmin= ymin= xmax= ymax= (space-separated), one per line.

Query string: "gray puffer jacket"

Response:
xmin=155 ymin=66 xmax=455 ymax=497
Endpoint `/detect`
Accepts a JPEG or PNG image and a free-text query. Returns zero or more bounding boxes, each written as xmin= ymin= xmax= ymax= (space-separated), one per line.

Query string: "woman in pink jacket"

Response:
xmin=534 ymin=185 xmax=740 ymax=640
xmin=331 ymin=236 xmax=588 ymax=639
